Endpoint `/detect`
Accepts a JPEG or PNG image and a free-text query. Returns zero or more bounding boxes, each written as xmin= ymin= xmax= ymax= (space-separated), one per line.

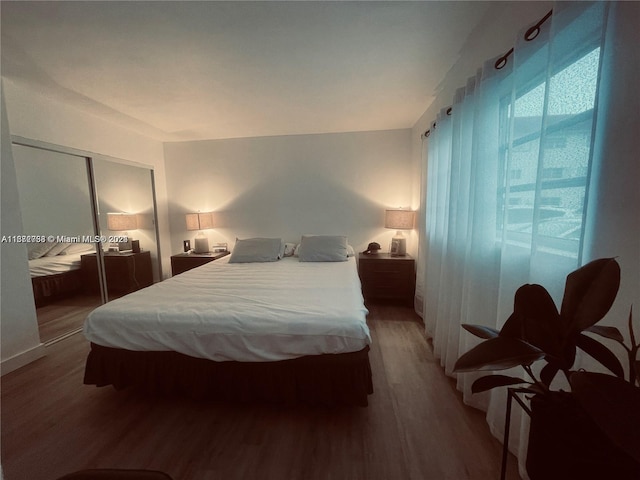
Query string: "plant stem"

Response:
xmin=628 ymin=307 xmax=638 ymax=385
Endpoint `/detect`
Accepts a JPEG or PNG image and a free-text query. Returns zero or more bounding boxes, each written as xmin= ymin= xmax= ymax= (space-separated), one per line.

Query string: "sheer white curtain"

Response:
xmin=419 ymin=1 xmax=618 ymax=477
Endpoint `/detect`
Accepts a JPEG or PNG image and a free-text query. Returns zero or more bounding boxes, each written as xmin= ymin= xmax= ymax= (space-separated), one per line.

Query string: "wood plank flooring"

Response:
xmin=1 ymin=304 xmax=520 ymax=480
xmin=36 ymin=294 xmax=101 ymax=344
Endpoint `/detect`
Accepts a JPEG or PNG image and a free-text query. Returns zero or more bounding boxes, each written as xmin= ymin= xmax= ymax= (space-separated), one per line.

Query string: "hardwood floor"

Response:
xmin=1 ymin=304 xmax=521 ymax=480
xmin=36 ymin=294 xmax=101 ymax=344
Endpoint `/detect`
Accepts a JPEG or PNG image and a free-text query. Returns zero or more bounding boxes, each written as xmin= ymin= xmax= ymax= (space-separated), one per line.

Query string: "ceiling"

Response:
xmin=1 ymin=1 xmax=494 ymax=142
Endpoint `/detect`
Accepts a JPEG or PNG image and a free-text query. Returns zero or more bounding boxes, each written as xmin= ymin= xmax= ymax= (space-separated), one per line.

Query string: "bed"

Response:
xmin=29 ymin=242 xmax=95 ymax=307
xmin=83 ymin=236 xmax=373 ymax=406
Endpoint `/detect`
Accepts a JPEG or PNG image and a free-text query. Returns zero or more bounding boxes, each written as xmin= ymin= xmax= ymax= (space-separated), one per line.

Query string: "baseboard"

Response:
xmin=0 ymin=343 xmax=46 ymax=376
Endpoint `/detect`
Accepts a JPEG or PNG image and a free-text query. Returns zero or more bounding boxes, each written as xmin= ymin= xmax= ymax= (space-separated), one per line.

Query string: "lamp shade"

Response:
xmin=385 ymin=209 xmax=415 ymax=230
xmin=107 ymin=213 xmax=137 ymax=231
xmin=186 ymin=212 xmax=214 ymax=231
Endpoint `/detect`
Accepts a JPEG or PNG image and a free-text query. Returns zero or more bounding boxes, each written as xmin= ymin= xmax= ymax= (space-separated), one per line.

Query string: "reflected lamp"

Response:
xmin=107 ymin=213 xmax=138 ymax=252
xmin=107 ymin=213 xmax=137 ymax=231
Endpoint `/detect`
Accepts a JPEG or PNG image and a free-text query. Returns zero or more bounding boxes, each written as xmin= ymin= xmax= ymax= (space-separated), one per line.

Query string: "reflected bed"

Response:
xmin=29 ymin=243 xmax=94 ymax=307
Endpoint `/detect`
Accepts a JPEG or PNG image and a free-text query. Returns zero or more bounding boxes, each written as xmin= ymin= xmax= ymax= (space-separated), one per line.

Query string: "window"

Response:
xmin=498 ymin=47 xmax=601 ymax=258
xmin=543 ymin=135 xmax=567 ymax=149
xmin=542 ymin=168 xmax=564 ymax=179
xmin=509 ymin=169 xmax=523 ymax=180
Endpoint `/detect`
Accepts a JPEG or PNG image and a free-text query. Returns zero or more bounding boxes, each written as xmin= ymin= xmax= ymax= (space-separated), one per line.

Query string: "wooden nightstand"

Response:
xmin=358 ymin=252 xmax=415 ymax=305
xmin=81 ymin=251 xmax=153 ymax=295
xmin=171 ymin=251 xmax=230 ymax=276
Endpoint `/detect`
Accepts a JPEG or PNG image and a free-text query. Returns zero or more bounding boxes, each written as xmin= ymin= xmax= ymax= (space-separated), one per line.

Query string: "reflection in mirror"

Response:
xmin=92 ymin=159 xmax=160 ymax=300
xmin=12 ymin=144 xmax=102 ymax=344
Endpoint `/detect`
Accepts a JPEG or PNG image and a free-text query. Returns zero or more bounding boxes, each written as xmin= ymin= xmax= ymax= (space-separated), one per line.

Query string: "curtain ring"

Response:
xmin=425 ymin=129 xmax=431 ymax=138
xmin=446 ymin=107 xmax=452 ymax=116
xmin=525 ymin=10 xmax=552 ymax=42
xmin=525 ymin=25 xmax=540 ymax=41
xmin=494 ymin=47 xmax=513 ymax=70
xmin=493 ymin=10 xmax=551 ymax=70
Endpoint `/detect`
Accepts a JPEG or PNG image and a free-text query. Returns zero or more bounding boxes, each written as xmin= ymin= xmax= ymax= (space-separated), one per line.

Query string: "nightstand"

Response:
xmin=81 ymin=251 xmax=153 ymax=295
xmin=171 ymin=251 xmax=230 ymax=276
xmin=358 ymin=253 xmax=415 ymax=305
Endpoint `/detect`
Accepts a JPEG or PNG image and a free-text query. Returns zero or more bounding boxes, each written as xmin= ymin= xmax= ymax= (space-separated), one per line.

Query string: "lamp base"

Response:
xmin=390 ymin=236 xmax=407 ymax=256
xmin=194 ymin=236 xmax=209 ymax=254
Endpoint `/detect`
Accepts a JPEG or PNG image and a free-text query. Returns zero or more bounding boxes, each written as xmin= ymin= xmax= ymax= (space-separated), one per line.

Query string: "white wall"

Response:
xmin=0 ymin=83 xmax=44 ymax=372
xmin=1 ymin=79 xmax=171 ymax=370
xmin=164 ymin=130 xmax=415 ymax=259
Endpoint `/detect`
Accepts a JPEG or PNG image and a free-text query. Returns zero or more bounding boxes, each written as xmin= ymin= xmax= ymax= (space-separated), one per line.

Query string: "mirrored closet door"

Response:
xmin=13 ymin=144 xmax=103 ymax=343
xmin=12 ymin=141 xmax=161 ymax=344
xmin=92 ymin=158 xmax=161 ymax=299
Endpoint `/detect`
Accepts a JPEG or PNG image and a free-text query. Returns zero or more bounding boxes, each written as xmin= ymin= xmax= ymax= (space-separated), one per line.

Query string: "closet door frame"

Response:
xmin=11 ymin=135 xmax=163 ymax=306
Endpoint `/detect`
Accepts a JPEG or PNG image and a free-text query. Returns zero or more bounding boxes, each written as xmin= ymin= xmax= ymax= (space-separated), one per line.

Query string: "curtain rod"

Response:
xmin=423 ymin=9 xmax=553 ymax=138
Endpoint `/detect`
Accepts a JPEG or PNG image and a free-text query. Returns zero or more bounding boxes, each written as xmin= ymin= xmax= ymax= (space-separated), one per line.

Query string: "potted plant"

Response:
xmin=453 ymin=258 xmax=640 ymax=479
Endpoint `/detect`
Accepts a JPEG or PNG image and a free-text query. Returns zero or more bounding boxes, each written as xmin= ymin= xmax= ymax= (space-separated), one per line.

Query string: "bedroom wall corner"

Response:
xmin=0 ymin=80 xmax=44 ymax=373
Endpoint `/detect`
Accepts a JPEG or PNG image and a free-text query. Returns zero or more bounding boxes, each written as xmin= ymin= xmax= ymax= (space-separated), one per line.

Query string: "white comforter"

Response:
xmin=29 ymin=252 xmax=84 ymax=277
xmin=84 ymin=256 xmax=370 ymax=362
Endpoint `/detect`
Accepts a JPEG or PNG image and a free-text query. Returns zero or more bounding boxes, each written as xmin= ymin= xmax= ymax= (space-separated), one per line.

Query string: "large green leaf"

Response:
xmin=501 ymin=284 xmax=564 ymax=358
xmin=576 ymin=333 xmax=625 ymax=378
xmin=499 ymin=311 xmax=525 ymax=339
xmin=570 ymin=372 xmax=640 ymax=463
xmin=585 ymin=325 xmax=625 ymax=344
xmin=471 ymin=375 xmax=529 ymax=393
xmin=454 ymin=336 xmax=544 ymax=372
xmin=560 ymin=258 xmax=620 ymax=334
xmin=461 ymin=324 xmax=500 ymax=339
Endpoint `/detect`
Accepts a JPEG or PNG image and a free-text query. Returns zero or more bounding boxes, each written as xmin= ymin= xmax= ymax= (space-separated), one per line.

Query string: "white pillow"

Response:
xmin=298 ymin=235 xmax=349 ymax=262
xmin=44 ymin=242 xmax=71 ymax=257
xmin=60 ymin=243 xmax=95 ymax=255
xmin=293 ymin=242 xmax=354 ymax=257
xmin=229 ymin=237 xmax=283 ymax=263
xmin=27 ymin=242 xmax=57 ymax=260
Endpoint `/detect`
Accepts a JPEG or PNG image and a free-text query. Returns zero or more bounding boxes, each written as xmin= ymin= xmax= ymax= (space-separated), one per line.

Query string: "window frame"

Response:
xmin=495 ymin=42 xmax=603 ymax=259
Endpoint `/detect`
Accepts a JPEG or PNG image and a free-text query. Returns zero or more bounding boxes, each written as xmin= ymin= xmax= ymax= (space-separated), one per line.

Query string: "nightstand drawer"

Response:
xmin=358 ymin=253 xmax=415 ymax=305
xmin=81 ymin=251 xmax=153 ymax=295
xmin=358 ymin=261 xmax=414 ymax=275
xmin=363 ymin=270 xmax=412 ymax=288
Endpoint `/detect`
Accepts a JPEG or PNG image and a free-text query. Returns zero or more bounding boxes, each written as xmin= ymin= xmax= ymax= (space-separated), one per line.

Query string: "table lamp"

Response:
xmin=385 ymin=209 xmax=415 ymax=256
xmin=107 ymin=213 xmax=137 ymax=252
xmin=186 ymin=212 xmax=214 ymax=253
